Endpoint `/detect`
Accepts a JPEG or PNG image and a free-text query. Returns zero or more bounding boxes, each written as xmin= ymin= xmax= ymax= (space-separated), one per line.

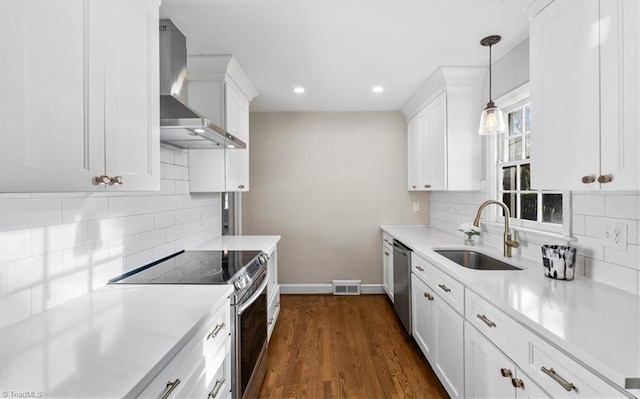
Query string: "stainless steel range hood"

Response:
xmin=159 ymin=19 xmax=246 ymax=150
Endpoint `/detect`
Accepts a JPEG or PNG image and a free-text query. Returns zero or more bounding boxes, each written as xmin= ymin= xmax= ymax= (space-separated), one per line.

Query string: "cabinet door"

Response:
xmin=411 ymin=275 xmax=435 ymax=360
xmin=423 ymin=91 xmax=447 ymax=191
xmin=382 ymin=244 xmax=394 ymax=301
xmin=599 ymin=0 xmax=639 ymax=190
xmin=514 ymin=369 xmax=548 ymax=399
xmin=465 ymin=322 xmax=516 ymax=399
xmin=530 ymin=0 xmax=600 ymax=190
xmin=407 ymin=114 xmax=421 ymax=191
xmin=225 ymin=81 xmax=249 ymax=192
xmin=103 ymin=0 xmax=159 ymax=191
xmin=0 ymin=0 xmax=105 ymax=192
xmin=433 ymin=294 xmax=464 ymax=398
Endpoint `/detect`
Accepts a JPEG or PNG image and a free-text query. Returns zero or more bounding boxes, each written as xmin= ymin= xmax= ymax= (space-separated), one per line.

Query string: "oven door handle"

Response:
xmin=237 ymin=273 xmax=269 ymax=315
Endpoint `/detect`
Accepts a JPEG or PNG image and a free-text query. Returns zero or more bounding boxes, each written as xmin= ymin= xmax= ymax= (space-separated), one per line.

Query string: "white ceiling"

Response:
xmin=159 ymin=0 xmax=531 ymax=112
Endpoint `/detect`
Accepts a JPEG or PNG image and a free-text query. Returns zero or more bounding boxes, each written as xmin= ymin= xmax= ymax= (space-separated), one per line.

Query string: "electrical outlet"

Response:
xmin=603 ymin=222 xmax=627 ymax=250
xmin=412 ymin=201 xmax=420 ymax=212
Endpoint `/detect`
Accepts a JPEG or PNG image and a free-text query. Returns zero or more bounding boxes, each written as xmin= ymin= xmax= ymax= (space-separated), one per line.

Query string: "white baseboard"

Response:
xmin=280 ymin=284 xmax=385 ymax=295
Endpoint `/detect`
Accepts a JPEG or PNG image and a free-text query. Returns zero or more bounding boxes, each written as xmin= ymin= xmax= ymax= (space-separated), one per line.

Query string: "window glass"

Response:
xmin=497 ymin=101 xmax=563 ymax=227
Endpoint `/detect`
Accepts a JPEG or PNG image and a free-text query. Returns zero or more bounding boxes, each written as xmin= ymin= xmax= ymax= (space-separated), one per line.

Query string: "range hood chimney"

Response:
xmin=159 ymin=19 xmax=246 ymax=149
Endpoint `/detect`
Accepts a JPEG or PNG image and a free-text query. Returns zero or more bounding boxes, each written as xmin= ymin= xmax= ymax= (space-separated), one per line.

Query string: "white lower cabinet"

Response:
xmin=406 ymin=249 xmax=631 ymax=399
xmin=382 ymin=233 xmax=394 ymax=302
xmin=465 ymin=321 xmax=548 ymax=399
xmin=138 ymin=298 xmax=231 ymax=399
xmin=266 ymin=247 xmax=280 ymax=341
xmin=411 ymin=267 xmax=464 ymax=398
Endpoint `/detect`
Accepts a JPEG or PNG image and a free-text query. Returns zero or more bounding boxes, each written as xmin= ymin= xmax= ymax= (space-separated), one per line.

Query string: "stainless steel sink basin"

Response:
xmin=435 ymin=250 xmax=521 ymax=271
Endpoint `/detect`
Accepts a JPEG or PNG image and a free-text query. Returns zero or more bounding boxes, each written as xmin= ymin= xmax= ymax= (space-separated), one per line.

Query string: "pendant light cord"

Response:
xmin=488 ymin=44 xmax=493 ymax=102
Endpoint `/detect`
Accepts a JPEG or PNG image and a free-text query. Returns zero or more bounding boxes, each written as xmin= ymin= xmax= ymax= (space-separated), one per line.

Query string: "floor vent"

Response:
xmin=332 ymin=280 xmax=361 ymax=295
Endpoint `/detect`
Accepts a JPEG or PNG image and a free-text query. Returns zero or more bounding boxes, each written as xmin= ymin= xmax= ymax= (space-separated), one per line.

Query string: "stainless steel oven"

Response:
xmin=233 ymin=269 xmax=268 ymax=399
xmin=109 ymin=249 xmax=270 ymax=399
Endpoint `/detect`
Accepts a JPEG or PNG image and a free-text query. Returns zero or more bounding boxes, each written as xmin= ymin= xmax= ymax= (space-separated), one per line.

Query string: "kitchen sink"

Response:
xmin=434 ymin=250 xmax=522 ymax=271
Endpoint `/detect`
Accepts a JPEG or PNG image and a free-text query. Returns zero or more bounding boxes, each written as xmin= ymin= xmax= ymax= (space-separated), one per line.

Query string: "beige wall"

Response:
xmin=243 ymin=111 xmax=428 ymax=285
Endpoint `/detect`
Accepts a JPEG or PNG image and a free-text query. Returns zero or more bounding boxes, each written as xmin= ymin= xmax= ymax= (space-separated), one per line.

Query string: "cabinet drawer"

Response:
xmin=523 ymin=330 xmax=626 ymax=398
xmin=465 ymin=290 xmax=525 ymax=365
xmin=430 ymin=264 xmax=464 ymax=315
xmin=267 ymin=285 xmax=280 ymax=340
xmin=180 ymin=340 xmax=231 ymax=399
xmin=138 ymin=298 xmax=231 ymax=398
xmin=411 ymin=253 xmax=435 ymax=287
xmin=382 ymin=233 xmax=393 ymax=248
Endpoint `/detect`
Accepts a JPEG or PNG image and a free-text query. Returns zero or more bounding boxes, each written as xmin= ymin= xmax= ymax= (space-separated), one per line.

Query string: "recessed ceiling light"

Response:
xmin=194 ymin=128 xmax=206 ymax=134
xmin=293 ymin=87 xmax=305 ymax=94
xmin=372 ymin=86 xmax=384 ymax=93
xmin=227 ymin=145 xmax=235 ymax=149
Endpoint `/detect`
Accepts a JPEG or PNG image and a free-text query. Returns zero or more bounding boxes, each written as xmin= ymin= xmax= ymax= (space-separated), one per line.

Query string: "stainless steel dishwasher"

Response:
xmin=393 ymin=240 xmax=412 ymax=334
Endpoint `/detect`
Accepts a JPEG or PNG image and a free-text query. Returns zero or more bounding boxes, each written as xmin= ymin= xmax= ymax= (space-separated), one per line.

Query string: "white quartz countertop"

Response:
xmin=191 ymin=235 xmax=281 ymax=254
xmin=381 ymin=225 xmax=640 ymax=391
xmin=0 ymin=284 xmax=233 ymax=398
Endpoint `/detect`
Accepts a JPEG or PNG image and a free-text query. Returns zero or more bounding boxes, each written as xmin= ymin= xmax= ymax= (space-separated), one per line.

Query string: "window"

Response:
xmin=494 ymin=91 xmax=565 ymax=231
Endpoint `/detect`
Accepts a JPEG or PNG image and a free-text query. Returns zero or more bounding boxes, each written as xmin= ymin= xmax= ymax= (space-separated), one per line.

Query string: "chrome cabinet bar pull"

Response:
xmin=477 ymin=314 xmax=496 ymax=328
xmin=415 ymin=265 xmax=424 ymax=272
xmin=500 ymin=368 xmax=512 ymax=378
xmin=238 ymin=185 xmax=245 ymax=189
xmin=438 ymin=283 xmax=451 ymax=293
xmin=160 ymin=378 xmax=181 ymax=399
xmin=424 ymin=292 xmax=434 ymax=301
xmin=541 ymin=367 xmax=576 ymax=392
xmin=207 ymin=323 xmax=225 ymax=340
xmin=208 ymin=378 xmax=225 ymax=398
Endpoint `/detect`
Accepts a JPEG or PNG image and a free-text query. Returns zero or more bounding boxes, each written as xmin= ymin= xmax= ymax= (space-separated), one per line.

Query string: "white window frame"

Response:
xmin=485 ymin=83 xmax=571 ymax=238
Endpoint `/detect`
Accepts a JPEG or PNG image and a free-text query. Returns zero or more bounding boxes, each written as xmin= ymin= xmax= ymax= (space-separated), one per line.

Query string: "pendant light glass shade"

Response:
xmin=478 ymin=101 xmax=506 ymax=135
xmin=478 ymin=35 xmax=505 ymax=135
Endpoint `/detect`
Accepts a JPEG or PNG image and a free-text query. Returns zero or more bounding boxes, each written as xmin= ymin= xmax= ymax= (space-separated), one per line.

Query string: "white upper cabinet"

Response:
xmin=530 ymin=0 xmax=639 ymax=191
xmin=402 ymin=67 xmax=484 ymax=192
xmin=0 ymin=0 xmax=160 ymax=192
xmin=187 ymin=56 xmax=257 ymax=193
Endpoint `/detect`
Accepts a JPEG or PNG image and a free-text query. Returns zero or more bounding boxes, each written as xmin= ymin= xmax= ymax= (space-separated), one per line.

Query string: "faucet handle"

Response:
xmin=505 ymin=239 xmax=520 ymax=248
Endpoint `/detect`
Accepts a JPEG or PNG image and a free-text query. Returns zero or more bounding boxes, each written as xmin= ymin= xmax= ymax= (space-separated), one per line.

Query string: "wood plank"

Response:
xmin=259 ymin=294 xmax=449 ymax=399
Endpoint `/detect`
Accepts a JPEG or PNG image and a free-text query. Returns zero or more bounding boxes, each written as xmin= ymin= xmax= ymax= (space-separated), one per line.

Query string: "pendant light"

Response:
xmin=478 ymin=35 xmax=506 ymax=135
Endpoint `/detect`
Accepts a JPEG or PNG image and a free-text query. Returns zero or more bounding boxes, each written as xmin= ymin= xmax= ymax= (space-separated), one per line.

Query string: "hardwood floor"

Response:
xmin=258 ymin=295 xmax=448 ymax=399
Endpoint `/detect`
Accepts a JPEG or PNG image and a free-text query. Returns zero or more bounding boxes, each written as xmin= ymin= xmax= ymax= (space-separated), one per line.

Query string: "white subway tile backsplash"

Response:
xmin=62 ymin=243 xmax=110 ymax=274
xmin=584 ymin=258 xmax=638 ymax=294
xmin=155 ymin=211 xmax=175 ymax=229
xmin=141 ymin=196 xmax=166 ymax=214
xmin=572 ymin=194 xmax=605 ymax=216
xmin=604 ymin=245 xmax=640 ymax=270
xmin=3 ymin=252 xmax=63 ymax=293
xmin=160 ymin=146 xmax=175 ymax=164
xmin=0 ymin=146 xmax=222 ymax=328
xmin=604 ymin=195 xmax=640 ymax=220
xmin=62 ymin=197 xmax=109 ymax=223
xmin=109 ymin=196 xmax=142 ymax=218
xmin=164 ymin=164 xmax=187 ymax=180
xmin=87 ymin=218 xmax=126 ymax=243
xmin=572 ymin=214 xmax=585 ymax=236
xmin=109 ymin=235 xmax=142 ymax=259
xmin=31 ymin=269 xmax=90 ymax=314
xmin=174 ymin=150 xmax=188 ymax=166
xmin=0 ymin=229 xmax=32 ymax=263
xmin=126 ymin=214 xmax=154 ymax=235
xmin=140 ymin=230 xmax=165 ymax=250
xmin=0 ymin=198 xmax=62 ymax=231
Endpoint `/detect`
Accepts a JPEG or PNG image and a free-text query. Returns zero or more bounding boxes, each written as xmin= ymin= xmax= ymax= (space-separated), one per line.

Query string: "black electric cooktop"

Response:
xmin=109 ymin=250 xmax=262 ymax=284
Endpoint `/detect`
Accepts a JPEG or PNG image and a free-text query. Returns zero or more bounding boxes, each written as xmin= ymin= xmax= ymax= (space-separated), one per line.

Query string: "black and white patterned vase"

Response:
xmin=541 ymin=245 xmax=577 ymax=280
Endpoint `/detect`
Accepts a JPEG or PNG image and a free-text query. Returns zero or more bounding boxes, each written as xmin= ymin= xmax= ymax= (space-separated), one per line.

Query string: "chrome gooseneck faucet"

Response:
xmin=473 ymin=200 xmax=520 ymax=257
